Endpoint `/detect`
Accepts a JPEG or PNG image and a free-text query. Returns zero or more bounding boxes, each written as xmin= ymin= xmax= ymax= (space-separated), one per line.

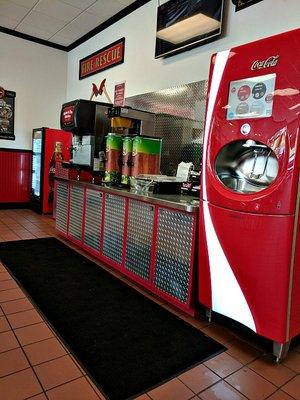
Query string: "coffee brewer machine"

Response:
xmin=60 ymin=99 xmax=112 ymax=171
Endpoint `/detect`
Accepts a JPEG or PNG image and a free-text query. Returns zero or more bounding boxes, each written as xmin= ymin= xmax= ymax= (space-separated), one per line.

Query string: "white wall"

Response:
xmin=67 ymin=0 xmax=300 ymax=102
xmin=0 ymin=33 xmax=67 ymax=150
xmin=1 ymin=0 xmax=299 ymax=150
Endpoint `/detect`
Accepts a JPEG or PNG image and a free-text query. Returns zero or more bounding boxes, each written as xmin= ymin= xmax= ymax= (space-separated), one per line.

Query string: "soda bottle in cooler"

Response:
xmin=48 ymin=142 xmax=63 ymax=202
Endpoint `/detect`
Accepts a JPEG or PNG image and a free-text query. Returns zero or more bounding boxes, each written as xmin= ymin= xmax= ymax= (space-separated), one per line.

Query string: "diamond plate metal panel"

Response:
xmin=102 ymin=194 xmax=126 ymax=264
xmin=126 ymin=81 xmax=207 ymax=175
xmin=55 ymin=181 xmax=69 ymax=234
xmin=69 ymin=185 xmax=84 ymax=241
xmin=84 ymin=189 xmax=102 ymax=251
xmin=125 ymin=200 xmax=154 ymax=280
xmin=154 ymin=208 xmax=194 ymax=303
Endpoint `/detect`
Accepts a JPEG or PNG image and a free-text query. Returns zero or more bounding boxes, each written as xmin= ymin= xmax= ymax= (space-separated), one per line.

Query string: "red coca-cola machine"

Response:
xmin=199 ymin=28 xmax=300 ymax=361
xmin=30 ymin=127 xmax=72 ymax=214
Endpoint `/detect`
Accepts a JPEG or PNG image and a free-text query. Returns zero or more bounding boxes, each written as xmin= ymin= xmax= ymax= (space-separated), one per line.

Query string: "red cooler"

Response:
xmin=30 ymin=127 xmax=72 ymax=214
xmin=199 ymin=28 xmax=300 ymax=360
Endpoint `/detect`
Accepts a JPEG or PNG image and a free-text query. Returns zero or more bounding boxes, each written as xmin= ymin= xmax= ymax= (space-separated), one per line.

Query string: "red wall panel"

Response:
xmin=0 ymin=149 xmax=31 ymax=203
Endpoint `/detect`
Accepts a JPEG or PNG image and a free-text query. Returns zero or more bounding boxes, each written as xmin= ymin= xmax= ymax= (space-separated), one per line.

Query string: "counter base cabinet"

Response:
xmin=84 ymin=190 xmax=103 ymax=252
xmin=55 ymin=181 xmax=197 ymax=315
xmin=69 ymin=186 xmax=85 ymax=241
xmin=125 ymin=200 xmax=154 ymax=281
xmin=154 ymin=209 xmax=194 ymax=304
xmin=102 ymin=195 xmax=126 ymax=265
xmin=55 ymin=181 xmax=69 ymax=234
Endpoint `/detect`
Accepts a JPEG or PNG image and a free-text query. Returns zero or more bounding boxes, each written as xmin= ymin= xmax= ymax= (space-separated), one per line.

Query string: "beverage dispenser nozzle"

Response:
xmin=243 ymin=140 xmax=267 ymax=149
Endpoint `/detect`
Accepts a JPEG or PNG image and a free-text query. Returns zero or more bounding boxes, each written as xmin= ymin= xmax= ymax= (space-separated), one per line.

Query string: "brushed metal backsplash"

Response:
xmin=126 ymin=81 xmax=207 ymax=175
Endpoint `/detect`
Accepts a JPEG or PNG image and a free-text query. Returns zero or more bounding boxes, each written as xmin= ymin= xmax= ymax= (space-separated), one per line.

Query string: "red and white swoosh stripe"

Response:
xmin=201 ymin=50 xmax=256 ymax=332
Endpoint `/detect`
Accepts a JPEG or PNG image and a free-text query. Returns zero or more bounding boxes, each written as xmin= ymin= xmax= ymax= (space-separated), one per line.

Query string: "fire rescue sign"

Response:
xmin=79 ymin=38 xmax=125 ymax=80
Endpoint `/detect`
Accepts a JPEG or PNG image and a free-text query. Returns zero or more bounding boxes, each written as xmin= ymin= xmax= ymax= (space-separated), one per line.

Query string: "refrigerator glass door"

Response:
xmin=32 ymin=130 xmax=43 ymax=197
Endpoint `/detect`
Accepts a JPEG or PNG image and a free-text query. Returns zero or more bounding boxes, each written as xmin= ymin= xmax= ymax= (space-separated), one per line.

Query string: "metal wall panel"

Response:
xmin=126 ymin=81 xmax=207 ymax=175
xmin=68 ymin=185 xmax=84 ymax=241
xmin=154 ymin=208 xmax=194 ymax=303
xmin=125 ymin=200 xmax=154 ymax=280
xmin=84 ymin=189 xmax=102 ymax=251
xmin=55 ymin=181 xmax=69 ymax=234
xmin=102 ymin=194 xmax=126 ymax=264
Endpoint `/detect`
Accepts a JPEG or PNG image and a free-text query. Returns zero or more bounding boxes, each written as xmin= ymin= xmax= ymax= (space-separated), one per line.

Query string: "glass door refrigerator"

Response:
xmin=30 ymin=127 xmax=72 ymax=214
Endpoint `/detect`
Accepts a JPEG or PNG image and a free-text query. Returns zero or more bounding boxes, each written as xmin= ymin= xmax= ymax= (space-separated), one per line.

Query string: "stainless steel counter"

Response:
xmin=55 ymin=177 xmax=199 ymax=213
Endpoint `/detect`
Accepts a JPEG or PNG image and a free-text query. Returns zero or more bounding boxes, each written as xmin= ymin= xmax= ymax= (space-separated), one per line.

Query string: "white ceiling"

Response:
xmin=0 ymin=0 xmax=135 ymax=47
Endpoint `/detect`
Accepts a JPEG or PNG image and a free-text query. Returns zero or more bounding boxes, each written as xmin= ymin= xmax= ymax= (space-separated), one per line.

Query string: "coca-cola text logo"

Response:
xmin=251 ymin=55 xmax=279 ymax=70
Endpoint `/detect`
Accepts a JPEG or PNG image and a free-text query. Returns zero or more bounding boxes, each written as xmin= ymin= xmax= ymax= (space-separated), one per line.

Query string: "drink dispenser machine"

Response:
xmin=60 ymin=99 xmax=112 ymax=169
xmin=199 ymin=28 xmax=300 ymax=361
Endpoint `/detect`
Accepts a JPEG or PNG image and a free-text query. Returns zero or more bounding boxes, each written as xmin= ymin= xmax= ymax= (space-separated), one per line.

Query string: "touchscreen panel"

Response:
xmin=227 ymin=73 xmax=276 ymax=120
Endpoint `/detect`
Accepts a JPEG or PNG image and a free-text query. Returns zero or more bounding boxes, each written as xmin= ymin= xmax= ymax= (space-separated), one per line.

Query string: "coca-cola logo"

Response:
xmin=62 ymin=106 xmax=74 ymax=125
xmin=251 ymin=55 xmax=279 ymax=70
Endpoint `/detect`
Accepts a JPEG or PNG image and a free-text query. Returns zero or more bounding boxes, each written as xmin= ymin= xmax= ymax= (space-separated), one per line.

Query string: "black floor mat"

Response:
xmin=0 ymin=238 xmax=225 ymax=400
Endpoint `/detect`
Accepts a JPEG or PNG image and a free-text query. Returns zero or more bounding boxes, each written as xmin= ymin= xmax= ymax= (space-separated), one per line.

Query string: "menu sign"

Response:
xmin=227 ymin=73 xmax=276 ymax=120
xmin=61 ymin=105 xmax=74 ymax=127
xmin=0 ymin=88 xmax=16 ymax=140
xmin=114 ymin=81 xmax=126 ymax=106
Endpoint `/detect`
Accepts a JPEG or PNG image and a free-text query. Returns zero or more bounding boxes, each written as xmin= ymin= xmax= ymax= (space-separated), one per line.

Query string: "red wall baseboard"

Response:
xmin=0 ymin=149 xmax=32 ymax=203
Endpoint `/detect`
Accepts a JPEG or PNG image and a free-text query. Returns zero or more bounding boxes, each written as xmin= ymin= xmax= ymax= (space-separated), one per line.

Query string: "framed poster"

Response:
xmin=232 ymin=0 xmax=264 ymax=11
xmin=0 ymin=87 xmax=16 ymax=140
xmin=155 ymin=0 xmax=224 ymax=58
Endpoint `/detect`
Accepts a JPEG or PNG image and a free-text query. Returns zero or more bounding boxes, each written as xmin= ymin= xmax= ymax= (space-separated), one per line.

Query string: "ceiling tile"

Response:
xmin=17 ymin=22 xmax=52 ymax=39
xmin=60 ymin=0 xmax=96 ymax=10
xmin=86 ymin=0 xmax=124 ymax=19
xmin=0 ymin=0 xmax=29 ymax=20
xmin=49 ymin=21 xmax=86 ymax=41
xmin=34 ymin=0 xmax=82 ymax=22
xmin=50 ymin=31 xmax=81 ymax=46
xmin=0 ymin=14 xmax=21 ymax=29
xmin=48 ymin=12 xmax=102 ymax=44
xmin=117 ymin=0 xmax=135 ymax=5
xmin=67 ymin=11 xmax=103 ymax=34
xmin=10 ymin=0 xmax=39 ymax=8
xmin=46 ymin=35 xmax=71 ymax=46
xmin=50 ymin=23 xmax=81 ymax=39
xmin=0 ymin=0 xmax=131 ymax=47
xmin=17 ymin=10 xmax=66 ymax=34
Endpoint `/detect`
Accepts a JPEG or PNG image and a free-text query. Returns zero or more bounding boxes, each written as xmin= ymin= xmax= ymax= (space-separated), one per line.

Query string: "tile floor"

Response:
xmin=0 ymin=208 xmax=299 ymax=400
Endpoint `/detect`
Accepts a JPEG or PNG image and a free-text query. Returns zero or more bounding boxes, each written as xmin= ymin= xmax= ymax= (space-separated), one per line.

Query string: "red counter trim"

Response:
xmin=0 ymin=148 xmax=32 ymax=152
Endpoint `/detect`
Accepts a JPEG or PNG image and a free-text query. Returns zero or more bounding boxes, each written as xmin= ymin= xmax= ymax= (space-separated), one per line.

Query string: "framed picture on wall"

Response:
xmin=155 ymin=0 xmax=225 ymax=58
xmin=0 ymin=87 xmax=16 ymax=140
xmin=232 ymin=0 xmax=264 ymax=12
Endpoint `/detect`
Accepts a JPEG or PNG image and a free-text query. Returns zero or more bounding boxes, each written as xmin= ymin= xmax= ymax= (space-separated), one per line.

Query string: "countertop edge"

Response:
xmin=55 ymin=177 xmax=199 ymax=213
